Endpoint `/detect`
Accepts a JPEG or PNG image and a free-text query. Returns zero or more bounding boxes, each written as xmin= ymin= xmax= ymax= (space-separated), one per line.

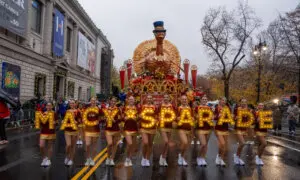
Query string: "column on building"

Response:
xmin=43 ymin=0 xmax=54 ymax=56
xmin=63 ymin=14 xmax=70 ymax=64
xmin=21 ymin=0 xmax=32 ymax=46
xmin=63 ymin=14 xmax=68 ymax=54
xmin=71 ymin=24 xmax=78 ymax=66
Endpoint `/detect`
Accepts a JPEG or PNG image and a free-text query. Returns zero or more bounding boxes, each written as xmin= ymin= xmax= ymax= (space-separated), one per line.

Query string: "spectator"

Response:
xmin=58 ymin=98 xmax=68 ymax=120
xmin=0 ymin=100 xmax=10 ymax=145
xmin=119 ymin=90 xmax=127 ymax=105
xmin=287 ymin=96 xmax=300 ymax=136
xmin=272 ymin=104 xmax=283 ymax=134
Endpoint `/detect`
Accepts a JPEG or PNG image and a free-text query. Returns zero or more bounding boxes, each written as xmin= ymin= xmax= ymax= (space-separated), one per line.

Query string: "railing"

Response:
xmin=6 ymin=109 xmax=35 ymax=129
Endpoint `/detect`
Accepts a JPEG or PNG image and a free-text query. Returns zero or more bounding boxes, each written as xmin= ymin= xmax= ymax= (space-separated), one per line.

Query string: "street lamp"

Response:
xmin=273 ymin=98 xmax=279 ymax=105
xmin=253 ymin=40 xmax=267 ymax=104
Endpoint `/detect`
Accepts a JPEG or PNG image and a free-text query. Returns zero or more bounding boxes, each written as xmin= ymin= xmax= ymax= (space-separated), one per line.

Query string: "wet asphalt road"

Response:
xmin=0 ymin=127 xmax=300 ymax=180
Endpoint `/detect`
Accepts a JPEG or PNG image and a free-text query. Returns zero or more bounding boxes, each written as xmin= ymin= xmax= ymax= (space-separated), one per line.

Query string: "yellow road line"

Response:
xmin=71 ymin=147 xmax=107 ymax=180
xmin=81 ymin=153 xmax=108 ymax=180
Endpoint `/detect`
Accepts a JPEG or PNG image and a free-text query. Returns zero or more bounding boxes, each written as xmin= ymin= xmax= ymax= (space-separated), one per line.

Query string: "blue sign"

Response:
xmin=53 ymin=8 xmax=64 ymax=57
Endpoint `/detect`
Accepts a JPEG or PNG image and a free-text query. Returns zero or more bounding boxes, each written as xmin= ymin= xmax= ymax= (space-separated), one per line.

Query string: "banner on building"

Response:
xmin=90 ymin=87 xmax=95 ymax=97
xmin=0 ymin=0 xmax=28 ymax=37
xmin=77 ymin=32 xmax=96 ymax=74
xmin=53 ymin=8 xmax=64 ymax=57
xmin=1 ymin=62 xmax=21 ymax=98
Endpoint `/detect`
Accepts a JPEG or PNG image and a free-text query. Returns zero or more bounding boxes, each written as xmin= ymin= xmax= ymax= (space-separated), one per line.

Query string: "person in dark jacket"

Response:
xmin=272 ymin=104 xmax=283 ymax=133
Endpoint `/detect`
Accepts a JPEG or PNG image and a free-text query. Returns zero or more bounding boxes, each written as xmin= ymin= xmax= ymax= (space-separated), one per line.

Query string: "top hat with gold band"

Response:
xmin=153 ymin=21 xmax=166 ymax=33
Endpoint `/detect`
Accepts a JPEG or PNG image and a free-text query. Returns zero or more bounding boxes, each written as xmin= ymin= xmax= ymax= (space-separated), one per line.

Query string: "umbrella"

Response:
xmin=0 ymin=89 xmax=20 ymax=108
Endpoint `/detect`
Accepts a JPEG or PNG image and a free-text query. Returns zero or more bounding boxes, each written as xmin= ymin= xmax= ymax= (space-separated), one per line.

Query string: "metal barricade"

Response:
xmin=6 ymin=109 xmax=35 ymax=128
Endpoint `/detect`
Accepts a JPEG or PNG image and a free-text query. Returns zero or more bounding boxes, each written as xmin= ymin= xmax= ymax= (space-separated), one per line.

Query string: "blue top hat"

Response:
xmin=153 ymin=21 xmax=166 ymax=33
xmin=154 ymin=21 xmax=164 ymax=28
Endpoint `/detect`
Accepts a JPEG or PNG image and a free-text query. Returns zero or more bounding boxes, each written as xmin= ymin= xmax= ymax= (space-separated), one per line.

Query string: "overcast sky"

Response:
xmin=77 ymin=0 xmax=298 ymax=75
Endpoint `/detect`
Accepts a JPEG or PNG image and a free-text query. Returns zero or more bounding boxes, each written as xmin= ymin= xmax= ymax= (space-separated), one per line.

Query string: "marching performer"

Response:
xmin=233 ymin=98 xmax=253 ymax=166
xmin=177 ymin=95 xmax=194 ymax=166
xmin=36 ymin=102 xmax=57 ymax=167
xmin=123 ymin=96 xmax=139 ymax=167
xmin=140 ymin=95 xmax=158 ymax=167
xmin=61 ymin=99 xmax=81 ymax=166
xmin=83 ymin=97 xmax=101 ymax=166
xmin=158 ymin=94 xmax=176 ymax=166
xmin=76 ymin=101 xmax=84 ymax=145
xmin=214 ymin=97 xmax=233 ymax=166
xmin=254 ymin=103 xmax=268 ymax=166
xmin=103 ymin=97 xmax=122 ymax=166
xmin=195 ymin=95 xmax=213 ymax=166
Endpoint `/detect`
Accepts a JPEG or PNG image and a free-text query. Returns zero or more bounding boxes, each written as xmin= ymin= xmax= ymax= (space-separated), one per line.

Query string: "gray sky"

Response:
xmin=77 ymin=0 xmax=298 ymax=74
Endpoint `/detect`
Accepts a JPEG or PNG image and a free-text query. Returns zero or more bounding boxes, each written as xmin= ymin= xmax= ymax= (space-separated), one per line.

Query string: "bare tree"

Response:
xmin=254 ymin=20 xmax=289 ymax=95
xmin=265 ymin=20 xmax=289 ymax=74
xmin=201 ymin=1 xmax=261 ymax=98
xmin=279 ymin=7 xmax=300 ymax=105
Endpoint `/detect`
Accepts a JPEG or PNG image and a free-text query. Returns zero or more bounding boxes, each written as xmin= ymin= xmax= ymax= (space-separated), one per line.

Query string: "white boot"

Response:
xmin=41 ymin=157 xmax=47 ymax=166
xmin=234 ymin=154 xmax=239 ymax=165
xmin=109 ymin=159 xmax=115 ymax=166
xmin=182 ymin=157 xmax=188 ymax=166
xmin=197 ymin=157 xmax=202 ymax=166
xmin=201 ymin=158 xmax=207 ymax=166
xmin=238 ymin=158 xmax=245 ymax=166
xmin=178 ymin=154 xmax=183 ymax=165
xmin=215 ymin=154 xmax=220 ymax=165
xmin=159 ymin=155 xmax=164 ymax=166
xmin=106 ymin=158 xmax=111 ymax=165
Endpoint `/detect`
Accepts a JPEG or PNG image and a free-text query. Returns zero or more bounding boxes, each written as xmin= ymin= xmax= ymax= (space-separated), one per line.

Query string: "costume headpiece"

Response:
xmin=153 ymin=21 xmax=166 ymax=33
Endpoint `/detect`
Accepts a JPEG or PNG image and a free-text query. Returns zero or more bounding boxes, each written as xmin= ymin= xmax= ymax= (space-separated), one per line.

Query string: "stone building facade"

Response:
xmin=0 ymin=0 xmax=113 ymax=103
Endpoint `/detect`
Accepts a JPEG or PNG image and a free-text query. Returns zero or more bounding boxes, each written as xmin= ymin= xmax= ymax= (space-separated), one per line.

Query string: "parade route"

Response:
xmin=0 ymin=128 xmax=300 ymax=180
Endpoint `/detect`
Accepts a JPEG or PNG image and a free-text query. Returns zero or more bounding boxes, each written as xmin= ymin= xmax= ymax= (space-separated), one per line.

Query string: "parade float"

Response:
xmin=119 ymin=21 xmax=198 ymax=105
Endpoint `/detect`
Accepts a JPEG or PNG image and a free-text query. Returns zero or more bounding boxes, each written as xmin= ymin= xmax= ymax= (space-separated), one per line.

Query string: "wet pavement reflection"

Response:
xmin=0 ymin=128 xmax=300 ymax=180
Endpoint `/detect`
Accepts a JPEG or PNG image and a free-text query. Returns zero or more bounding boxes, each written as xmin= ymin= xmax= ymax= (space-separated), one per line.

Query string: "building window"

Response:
xmin=66 ymin=27 xmax=72 ymax=52
xmin=86 ymin=88 xmax=91 ymax=101
xmin=31 ymin=0 xmax=42 ymax=34
xmin=67 ymin=81 xmax=75 ymax=98
xmin=34 ymin=73 xmax=46 ymax=97
xmin=78 ymin=86 xmax=82 ymax=100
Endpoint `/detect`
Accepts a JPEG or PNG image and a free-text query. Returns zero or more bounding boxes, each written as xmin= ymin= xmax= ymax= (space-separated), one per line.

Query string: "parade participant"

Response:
xmin=83 ymin=97 xmax=101 ymax=166
xmin=214 ymin=97 xmax=233 ymax=166
xmin=191 ymin=99 xmax=200 ymax=145
xmin=140 ymin=95 xmax=157 ymax=167
xmin=103 ymin=97 xmax=121 ymax=166
xmin=195 ymin=95 xmax=213 ymax=166
xmin=177 ymin=95 xmax=194 ymax=166
xmin=123 ymin=96 xmax=139 ymax=167
xmin=158 ymin=94 xmax=176 ymax=166
xmin=76 ymin=102 xmax=84 ymax=145
xmin=233 ymin=98 xmax=254 ymax=166
xmin=254 ymin=103 xmax=268 ymax=165
xmin=0 ymin=100 xmax=10 ymax=145
xmin=61 ymin=99 xmax=81 ymax=166
xmin=246 ymin=104 xmax=256 ymax=145
xmin=36 ymin=102 xmax=57 ymax=167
